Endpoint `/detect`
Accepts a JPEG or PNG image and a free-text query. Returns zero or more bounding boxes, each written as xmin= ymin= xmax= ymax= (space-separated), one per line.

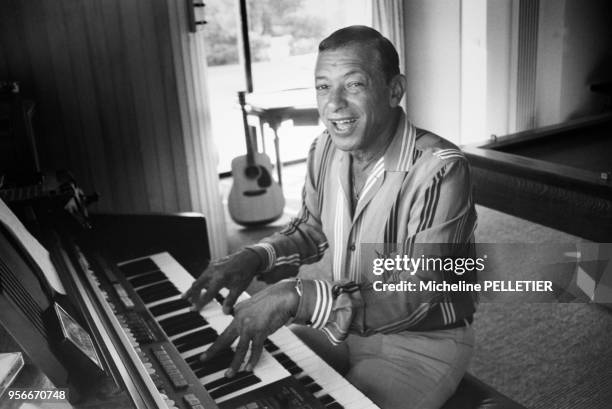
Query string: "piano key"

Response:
xmin=298 ymin=375 xmax=315 ymax=386
xmin=137 ymin=282 xmax=180 ymax=303
xmin=188 ymin=348 xmax=233 ymax=369
xmin=145 ymin=294 xmax=184 ymax=309
xmin=181 ymin=345 xmax=209 ymax=361
xmin=158 ymin=311 xmax=208 ymax=335
xmin=319 ymin=395 xmax=335 ymax=405
xmin=162 ymin=320 xmax=207 ymax=339
xmin=194 ymin=350 xmax=283 ymax=389
xmin=118 ymin=258 xmax=159 ymax=277
xmin=129 ymin=270 xmax=167 ymax=288
xmin=273 ymin=352 xmax=293 ymax=365
xmin=307 ymin=383 xmax=323 ymax=394
xmin=204 ymin=370 xmax=252 ymax=390
xmin=149 ymin=298 xmax=192 ymax=317
xmin=198 ymin=368 xmax=234 ymax=387
xmin=193 ymin=354 xmax=234 ymax=378
xmin=264 ymin=340 xmax=279 ymax=352
xmin=135 ymin=279 xmax=177 ymax=295
xmin=286 ymin=364 xmax=302 ymax=376
xmin=186 ymin=347 xmax=232 ymax=368
xmin=173 ymin=328 xmax=218 ymax=352
xmin=208 ymin=374 xmax=262 ymax=400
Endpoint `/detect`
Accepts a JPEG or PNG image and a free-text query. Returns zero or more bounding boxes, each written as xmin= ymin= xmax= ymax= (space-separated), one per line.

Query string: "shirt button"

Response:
xmin=349 ymin=243 xmax=356 ymax=251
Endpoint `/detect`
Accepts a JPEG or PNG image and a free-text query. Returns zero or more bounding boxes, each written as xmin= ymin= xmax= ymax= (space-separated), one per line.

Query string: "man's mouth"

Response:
xmin=329 ymin=118 xmax=358 ymax=134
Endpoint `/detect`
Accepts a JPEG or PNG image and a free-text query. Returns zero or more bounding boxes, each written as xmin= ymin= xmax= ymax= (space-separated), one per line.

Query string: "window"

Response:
xmin=204 ymin=0 xmax=371 ymax=174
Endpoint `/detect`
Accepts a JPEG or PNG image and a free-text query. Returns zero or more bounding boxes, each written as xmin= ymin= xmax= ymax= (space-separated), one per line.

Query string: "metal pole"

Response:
xmin=238 ymin=0 xmax=253 ymax=92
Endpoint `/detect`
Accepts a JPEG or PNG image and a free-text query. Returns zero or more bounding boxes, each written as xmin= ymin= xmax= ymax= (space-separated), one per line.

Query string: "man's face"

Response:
xmin=314 ymin=44 xmax=396 ymax=153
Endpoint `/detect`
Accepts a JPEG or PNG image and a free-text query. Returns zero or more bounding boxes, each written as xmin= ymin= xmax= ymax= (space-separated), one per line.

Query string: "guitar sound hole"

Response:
xmin=256 ymin=166 xmax=272 ymax=188
xmin=244 ymin=166 xmax=260 ymax=179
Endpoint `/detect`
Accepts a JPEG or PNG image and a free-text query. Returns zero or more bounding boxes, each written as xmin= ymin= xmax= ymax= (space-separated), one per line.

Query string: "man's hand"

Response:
xmin=200 ymin=280 xmax=299 ymax=377
xmin=182 ymin=249 xmax=261 ymax=314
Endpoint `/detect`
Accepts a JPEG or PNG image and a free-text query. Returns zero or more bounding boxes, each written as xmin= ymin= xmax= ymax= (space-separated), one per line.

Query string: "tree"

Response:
xmin=204 ymin=0 xmax=326 ymax=66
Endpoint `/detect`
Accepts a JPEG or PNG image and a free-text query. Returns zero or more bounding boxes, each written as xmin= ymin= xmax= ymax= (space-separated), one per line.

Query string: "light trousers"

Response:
xmin=290 ymin=323 xmax=474 ymax=409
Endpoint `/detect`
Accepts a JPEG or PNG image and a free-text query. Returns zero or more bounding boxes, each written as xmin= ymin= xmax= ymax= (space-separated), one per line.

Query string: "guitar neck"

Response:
xmin=238 ymin=91 xmax=257 ymax=166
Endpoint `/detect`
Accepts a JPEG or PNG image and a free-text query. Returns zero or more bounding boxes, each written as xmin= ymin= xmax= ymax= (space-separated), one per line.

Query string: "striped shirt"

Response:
xmin=248 ymin=111 xmax=478 ymax=345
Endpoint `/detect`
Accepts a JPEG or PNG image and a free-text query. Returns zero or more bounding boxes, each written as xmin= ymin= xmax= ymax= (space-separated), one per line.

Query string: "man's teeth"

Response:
xmin=332 ymin=119 xmax=356 ymax=130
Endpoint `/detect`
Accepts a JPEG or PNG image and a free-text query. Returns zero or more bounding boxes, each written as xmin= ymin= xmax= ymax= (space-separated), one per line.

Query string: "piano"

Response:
xmin=0 ymin=195 xmax=379 ymax=409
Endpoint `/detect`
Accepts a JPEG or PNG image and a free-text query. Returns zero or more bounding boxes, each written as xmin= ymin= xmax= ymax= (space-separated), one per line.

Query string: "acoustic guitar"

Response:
xmin=228 ymin=91 xmax=285 ymax=226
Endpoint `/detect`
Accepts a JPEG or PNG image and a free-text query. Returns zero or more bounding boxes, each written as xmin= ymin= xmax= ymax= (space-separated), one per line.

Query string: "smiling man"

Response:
xmin=183 ymin=26 xmax=478 ymax=409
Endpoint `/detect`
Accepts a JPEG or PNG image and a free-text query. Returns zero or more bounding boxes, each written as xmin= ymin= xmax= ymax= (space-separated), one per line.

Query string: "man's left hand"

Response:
xmin=198 ymin=280 xmax=299 ymax=377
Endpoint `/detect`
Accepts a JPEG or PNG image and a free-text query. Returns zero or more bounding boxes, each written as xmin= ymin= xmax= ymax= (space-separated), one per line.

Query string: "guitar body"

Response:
xmin=228 ymin=152 xmax=285 ymax=226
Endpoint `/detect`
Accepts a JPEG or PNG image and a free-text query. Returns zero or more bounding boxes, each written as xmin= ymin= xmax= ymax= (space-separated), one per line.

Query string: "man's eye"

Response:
xmin=347 ymin=82 xmax=364 ymax=89
xmin=315 ymin=84 xmax=329 ymax=91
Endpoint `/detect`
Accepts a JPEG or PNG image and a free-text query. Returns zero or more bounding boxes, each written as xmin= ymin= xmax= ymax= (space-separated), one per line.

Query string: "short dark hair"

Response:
xmin=318 ymin=25 xmax=400 ymax=83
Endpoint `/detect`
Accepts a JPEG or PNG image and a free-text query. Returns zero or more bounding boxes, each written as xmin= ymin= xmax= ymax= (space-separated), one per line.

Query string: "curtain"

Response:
xmin=166 ymin=0 xmax=229 ymax=259
xmin=372 ymin=0 xmax=406 ymax=76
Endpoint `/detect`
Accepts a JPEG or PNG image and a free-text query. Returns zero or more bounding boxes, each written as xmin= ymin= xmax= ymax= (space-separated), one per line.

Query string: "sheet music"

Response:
xmin=0 ymin=198 xmax=66 ymax=295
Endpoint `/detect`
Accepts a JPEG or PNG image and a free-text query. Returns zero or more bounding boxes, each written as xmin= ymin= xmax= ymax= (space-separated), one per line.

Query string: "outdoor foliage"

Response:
xmin=204 ymin=0 xmax=326 ymax=66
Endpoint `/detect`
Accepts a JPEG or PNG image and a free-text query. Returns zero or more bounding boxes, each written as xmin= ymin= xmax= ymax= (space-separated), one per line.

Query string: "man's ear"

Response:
xmin=389 ymin=74 xmax=406 ymax=107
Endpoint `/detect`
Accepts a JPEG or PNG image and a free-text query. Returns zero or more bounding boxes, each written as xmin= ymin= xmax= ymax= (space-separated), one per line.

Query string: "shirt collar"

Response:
xmin=383 ymin=109 xmax=417 ymax=172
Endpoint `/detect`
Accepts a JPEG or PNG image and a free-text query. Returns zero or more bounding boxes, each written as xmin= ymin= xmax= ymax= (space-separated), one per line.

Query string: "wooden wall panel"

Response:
xmin=0 ymin=0 xmax=228 ymax=257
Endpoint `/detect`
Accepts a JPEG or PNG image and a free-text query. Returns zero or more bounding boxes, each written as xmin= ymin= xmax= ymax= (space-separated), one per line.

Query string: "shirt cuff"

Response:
xmin=244 ymin=243 xmax=276 ymax=272
xmin=293 ymin=279 xmax=334 ymax=330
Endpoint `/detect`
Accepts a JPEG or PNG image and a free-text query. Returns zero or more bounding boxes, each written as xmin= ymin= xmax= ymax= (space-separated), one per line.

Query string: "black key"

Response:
xmin=186 ymin=353 xmax=202 ymax=365
xmin=209 ymin=374 xmax=261 ymax=399
xmin=286 ymin=364 xmax=302 ymax=376
xmin=136 ymin=280 xmax=175 ymax=296
xmin=137 ymin=281 xmax=180 ymax=303
xmin=172 ymin=326 xmax=217 ymax=345
xmin=163 ymin=319 xmax=207 ymax=337
xmin=186 ymin=348 xmax=233 ymax=366
xmin=298 ymin=376 xmax=315 ymax=386
xmin=326 ymin=403 xmax=344 ymax=409
xmin=204 ymin=371 xmax=251 ymax=390
xmin=164 ymin=321 xmax=210 ymax=336
xmin=149 ymin=298 xmax=192 ymax=317
xmin=264 ymin=340 xmax=279 ymax=352
xmin=129 ymin=270 xmax=166 ymax=288
xmin=215 ymin=294 xmax=225 ymax=304
xmin=158 ymin=310 xmax=205 ymax=328
xmin=319 ymin=395 xmax=335 ymax=405
xmin=275 ymin=352 xmax=297 ymax=368
xmin=307 ymin=383 xmax=323 ymax=394
xmin=140 ymin=288 xmax=180 ymax=304
xmin=158 ymin=312 xmax=208 ymax=336
xmin=190 ymin=348 xmax=233 ymax=371
xmin=193 ymin=352 xmax=235 ymax=377
xmin=119 ymin=258 xmax=159 ymax=277
xmin=173 ymin=328 xmax=218 ymax=352
xmin=275 ymin=352 xmax=290 ymax=362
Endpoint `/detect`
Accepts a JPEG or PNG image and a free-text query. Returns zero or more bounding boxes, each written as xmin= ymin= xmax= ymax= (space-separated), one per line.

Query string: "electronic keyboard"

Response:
xmin=108 ymin=252 xmax=379 ymax=409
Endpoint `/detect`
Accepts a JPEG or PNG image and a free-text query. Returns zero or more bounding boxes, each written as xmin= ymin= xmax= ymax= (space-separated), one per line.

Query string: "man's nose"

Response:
xmin=326 ymin=86 xmax=347 ymax=111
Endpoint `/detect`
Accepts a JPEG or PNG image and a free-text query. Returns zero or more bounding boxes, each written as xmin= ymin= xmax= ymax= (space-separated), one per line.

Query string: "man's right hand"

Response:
xmin=181 ymin=249 xmax=262 ymax=314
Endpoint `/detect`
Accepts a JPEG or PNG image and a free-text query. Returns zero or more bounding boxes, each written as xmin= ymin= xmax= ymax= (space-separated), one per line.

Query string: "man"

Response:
xmin=183 ymin=26 xmax=477 ymax=409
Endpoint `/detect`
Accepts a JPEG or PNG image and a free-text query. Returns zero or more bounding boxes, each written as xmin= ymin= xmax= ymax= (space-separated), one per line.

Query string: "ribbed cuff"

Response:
xmin=294 ymin=279 xmax=334 ymax=330
xmin=244 ymin=243 xmax=276 ymax=272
